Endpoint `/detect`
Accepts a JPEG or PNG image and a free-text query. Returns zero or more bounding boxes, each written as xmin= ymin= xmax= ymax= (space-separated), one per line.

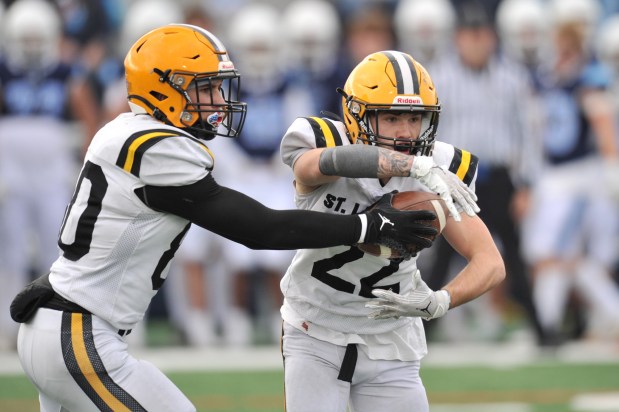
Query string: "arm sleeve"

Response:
xmin=319 ymin=145 xmax=380 ymax=178
xmin=135 ymin=174 xmax=363 ymax=250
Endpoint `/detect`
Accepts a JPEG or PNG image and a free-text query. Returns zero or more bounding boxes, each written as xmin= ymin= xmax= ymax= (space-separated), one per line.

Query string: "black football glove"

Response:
xmin=363 ymin=192 xmax=438 ymax=252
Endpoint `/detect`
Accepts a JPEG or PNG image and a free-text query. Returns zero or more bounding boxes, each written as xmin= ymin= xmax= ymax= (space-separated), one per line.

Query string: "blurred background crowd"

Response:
xmin=0 ymin=0 xmax=618 ymax=352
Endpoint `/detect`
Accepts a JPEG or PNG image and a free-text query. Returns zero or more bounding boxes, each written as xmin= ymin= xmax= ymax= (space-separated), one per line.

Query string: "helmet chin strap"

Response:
xmin=180 ymin=119 xmax=213 ymax=140
xmin=419 ymin=114 xmax=433 ymax=142
xmin=128 ymin=95 xmax=169 ymax=122
xmin=183 ymin=124 xmax=216 ymax=140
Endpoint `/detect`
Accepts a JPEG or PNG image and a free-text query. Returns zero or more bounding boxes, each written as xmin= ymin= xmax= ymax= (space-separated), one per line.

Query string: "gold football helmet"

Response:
xmin=340 ymin=51 xmax=441 ymax=156
xmin=124 ymin=24 xmax=247 ymax=139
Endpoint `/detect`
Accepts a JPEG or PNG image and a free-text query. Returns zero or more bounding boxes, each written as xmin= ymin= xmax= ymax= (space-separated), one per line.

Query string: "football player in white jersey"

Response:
xmin=9 ymin=26 xmax=454 ymax=412
xmin=279 ymin=51 xmax=506 ymax=412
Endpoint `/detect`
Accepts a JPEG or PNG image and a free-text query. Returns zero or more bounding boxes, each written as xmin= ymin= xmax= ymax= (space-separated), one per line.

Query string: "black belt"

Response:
xmin=43 ymin=291 xmax=90 ymax=314
xmin=337 ymin=344 xmax=358 ymax=383
xmin=43 ymin=292 xmax=131 ymax=336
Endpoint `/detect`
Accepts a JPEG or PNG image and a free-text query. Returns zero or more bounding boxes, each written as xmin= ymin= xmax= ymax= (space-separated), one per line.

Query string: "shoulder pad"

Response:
xmin=116 ymin=128 xmax=212 ymax=177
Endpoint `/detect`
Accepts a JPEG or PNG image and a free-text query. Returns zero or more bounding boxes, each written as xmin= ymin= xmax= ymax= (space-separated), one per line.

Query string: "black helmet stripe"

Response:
xmin=382 ymin=51 xmax=419 ymax=95
xmin=171 ymin=24 xmax=229 ymax=62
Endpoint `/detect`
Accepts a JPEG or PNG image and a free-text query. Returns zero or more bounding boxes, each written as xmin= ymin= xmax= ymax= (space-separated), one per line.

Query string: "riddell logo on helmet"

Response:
xmin=219 ymin=61 xmax=235 ymax=71
xmin=393 ymin=96 xmax=422 ymax=105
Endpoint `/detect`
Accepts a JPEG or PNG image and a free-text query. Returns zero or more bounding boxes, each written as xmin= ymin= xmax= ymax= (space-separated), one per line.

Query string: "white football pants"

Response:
xmin=18 ymin=308 xmax=195 ymax=412
xmin=282 ymin=321 xmax=429 ymax=412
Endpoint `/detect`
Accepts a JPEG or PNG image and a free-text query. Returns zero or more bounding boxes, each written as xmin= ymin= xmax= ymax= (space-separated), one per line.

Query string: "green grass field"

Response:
xmin=1 ymin=361 xmax=618 ymax=412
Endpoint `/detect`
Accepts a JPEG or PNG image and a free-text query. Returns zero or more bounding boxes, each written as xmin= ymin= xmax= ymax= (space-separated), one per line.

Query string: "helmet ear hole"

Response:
xmin=149 ymin=91 xmax=168 ymax=101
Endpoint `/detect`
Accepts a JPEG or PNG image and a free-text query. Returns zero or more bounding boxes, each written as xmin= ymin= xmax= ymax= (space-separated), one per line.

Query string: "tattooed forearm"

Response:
xmin=377 ymin=148 xmax=414 ymax=178
xmin=317 ymin=145 xmax=414 ymax=179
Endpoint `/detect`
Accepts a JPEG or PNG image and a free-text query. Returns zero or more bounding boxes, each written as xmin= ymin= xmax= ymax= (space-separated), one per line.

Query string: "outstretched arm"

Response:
xmin=135 ymin=174 xmax=437 ymax=251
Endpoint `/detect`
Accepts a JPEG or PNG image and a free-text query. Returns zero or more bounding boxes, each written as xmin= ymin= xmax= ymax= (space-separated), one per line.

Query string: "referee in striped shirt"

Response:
xmin=422 ymin=0 xmax=547 ymax=344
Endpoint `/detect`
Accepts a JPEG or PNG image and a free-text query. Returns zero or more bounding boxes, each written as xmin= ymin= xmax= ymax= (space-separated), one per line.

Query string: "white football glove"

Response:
xmin=409 ymin=156 xmax=480 ymax=221
xmin=366 ymin=270 xmax=450 ymax=321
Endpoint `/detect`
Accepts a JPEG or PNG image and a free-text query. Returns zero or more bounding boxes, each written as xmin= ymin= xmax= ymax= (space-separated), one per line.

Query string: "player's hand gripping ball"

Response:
xmin=358 ymin=191 xmax=448 ymax=259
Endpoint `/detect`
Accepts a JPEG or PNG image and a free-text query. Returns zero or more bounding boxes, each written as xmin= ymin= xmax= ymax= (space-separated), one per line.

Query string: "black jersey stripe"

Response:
xmin=321 ymin=117 xmax=343 ymax=147
xmin=463 ymin=152 xmax=479 ymax=186
xmin=305 ymin=117 xmax=343 ymax=148
xmin=306 ymin=117 xmax=324 ymax=148
xmin=116 ymin=130 xmax=212 ymax=177
xmin=151 ymin=223 xmax=191 ymax=290
xmin=448 ymin=147 xmax=479 ymax=186
xmin=61 ymin=312 xmax=146 ymax=411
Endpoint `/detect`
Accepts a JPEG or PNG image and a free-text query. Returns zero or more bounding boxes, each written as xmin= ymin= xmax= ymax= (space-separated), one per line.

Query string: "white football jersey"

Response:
xmin=280 ymin=116 xmax=478 ymax=361
xmin=50 ymin=113 xmax=214 ymax=330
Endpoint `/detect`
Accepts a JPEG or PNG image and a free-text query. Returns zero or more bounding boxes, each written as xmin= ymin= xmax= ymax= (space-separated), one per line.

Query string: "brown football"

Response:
xmin=357 ymin=191 xmax=449 ymax=259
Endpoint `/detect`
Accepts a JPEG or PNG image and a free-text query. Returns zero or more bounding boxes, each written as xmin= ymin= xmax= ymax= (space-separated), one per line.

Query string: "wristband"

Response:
xmin=439 ymin=289 xmax=451 ymax=309
xmin=357 ymin=214 xmax=368 ymax=243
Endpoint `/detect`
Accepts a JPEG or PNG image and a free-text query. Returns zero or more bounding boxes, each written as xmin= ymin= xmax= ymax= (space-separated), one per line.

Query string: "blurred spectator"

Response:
xmin=54 ymin=0 xmax=124 ymax=131
xmin=281 ymin=0 xmax=343 ymax=116
xmin=169 ymin=227 xmax=224 ymax=346
xmin=547 ymin=0 xmax=601 ymax=49
xmin=597 ymin=15 xmax=619 ymax=116
xmin=496 ymin=0 xmax=550 ymax=73
xmin=0 ymin=0 xmax=98 ymax=350
xmin=335 ymin=0 xmax=399 ymax=17
xmin=393 ymin=0 xmax=456 ymax=68
xmin=183 ymin=2 xmax=215 ymax=31
xmin=422 ymin=0 xmax=546 ymax=344
xmin=340 ymin=3 xmax=395 ymax=68
xmin=449 ymin=0 xmax=502 ymax=23
xmin=56 ymin=0 xmax=121 ymax=54
xmin=495 ymin=0 xmax=548 ymax=180
xmin=330 ymin=2 xmax=397 ymax=109
xmin=521 ymin=18 xmax=619 ymax=344
xmin=102 ymin=0 xmax=184 ymax=121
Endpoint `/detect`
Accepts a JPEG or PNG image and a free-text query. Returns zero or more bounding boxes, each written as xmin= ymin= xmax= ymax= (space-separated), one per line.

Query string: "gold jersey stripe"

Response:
xmin=116 ymin=129 xmax=214 ymax=177
xmin=70 ymin=313 xmax=131 ymax=412
xmin=448 ymin=147 xmax=478 ymax=186
xmin=120 ymin=131 xmax=177 ymax=173
xmin=306 ymin=117 xmax=343 ymax=148
xmin=312 ymin=117 xmax=336 ymax=148
xmin=456 ymin=150 xmax=471 ymax=181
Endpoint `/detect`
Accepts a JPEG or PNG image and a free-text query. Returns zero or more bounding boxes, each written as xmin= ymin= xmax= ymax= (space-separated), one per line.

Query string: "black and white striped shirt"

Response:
xmin=428 ymin=52 xmax=543 ymax=187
